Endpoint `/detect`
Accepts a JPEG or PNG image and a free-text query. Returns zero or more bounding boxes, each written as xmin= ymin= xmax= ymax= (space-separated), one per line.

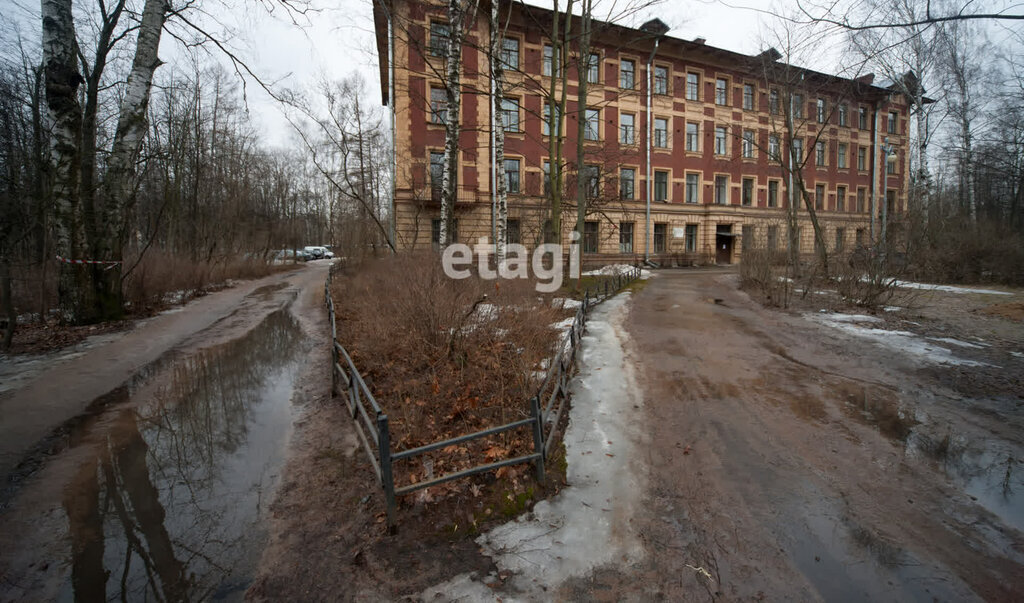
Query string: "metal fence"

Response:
xmin=324 ymin=266 xmax=642 ymax=529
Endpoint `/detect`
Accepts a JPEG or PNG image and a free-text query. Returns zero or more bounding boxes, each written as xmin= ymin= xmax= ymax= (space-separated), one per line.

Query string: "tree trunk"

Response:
xmin=490 ymin=0 xmax=507 ymax=263
xmin=440 ymin=0 xmax=478 ymax=247
xmin=575 ymin=0 xmax=593 ymax=252
xmin=96 ymin=0 xmax=169 ymax=319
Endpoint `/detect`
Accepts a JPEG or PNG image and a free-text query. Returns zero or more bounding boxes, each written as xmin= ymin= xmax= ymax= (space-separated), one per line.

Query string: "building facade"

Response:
xmin=373 ymin=0 xmax=910 ymax=264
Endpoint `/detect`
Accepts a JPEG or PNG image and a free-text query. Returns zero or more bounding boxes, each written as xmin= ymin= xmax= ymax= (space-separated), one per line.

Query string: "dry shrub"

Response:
xmin=122 ymin=249 xmax=283 ymax=313
xmin=739 ymin=248 xmax=792 ymax=307
xmin=331 ymin=252 xmax=568 ymax=492
xmin=911 ymin=218 xmax=1024 ymax=286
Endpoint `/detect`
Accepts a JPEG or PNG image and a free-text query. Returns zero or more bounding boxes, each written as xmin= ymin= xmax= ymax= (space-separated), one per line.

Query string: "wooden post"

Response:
xmin=530 ymin=395 xmax=546 ymax=480
xmin=378 ymin=413 xmax=397 ymax=532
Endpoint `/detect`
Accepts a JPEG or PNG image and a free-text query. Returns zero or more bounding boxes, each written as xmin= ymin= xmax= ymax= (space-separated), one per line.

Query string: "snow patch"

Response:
xmin=927 ymin=337 xmax=985 ymax=349
xmin=814 ymin=312 xmax=883 ymax=324
xmin=550 ymin=317 xmax=575 ymax=332
xmin=893 ymin=280 xmax=1012 ymax=296
xmin=425 ymin=294 xmax=644 ymax=600
xmin=552 ymin=297 xmax=582 ymax=310
xmin=581 ymin=263 xmax=651 ymax=279
xmin=809 ymin=314 xmax=992 ymax=367
xmin=883 ymin=306 xmax=903 ymax=312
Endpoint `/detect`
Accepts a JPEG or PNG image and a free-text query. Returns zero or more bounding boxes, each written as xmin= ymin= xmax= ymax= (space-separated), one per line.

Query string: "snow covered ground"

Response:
xmin=892 ymin=280 xmax=1012 ymax=296
xmin=808 ymin=312 xmax=993 ymax=367
xmin=423 ymin=293 xmax=645 ymax=601
xmin=581 ymin=263 xmax=652 ymax=279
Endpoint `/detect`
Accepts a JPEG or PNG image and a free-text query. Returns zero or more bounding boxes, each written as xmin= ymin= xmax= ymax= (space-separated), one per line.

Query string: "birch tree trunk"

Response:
xmin=96 ymin=0 xmax=169 ymax=318
xmin=546 ymin=0 xmax=573 ymax=246
xmin=440 ymin=0 xmax=478 ymax=247
xmin=490 ymin=0 xmax=507 ymax=262
xmin=575 ymin=0 xmax=593 ymax=249
xmin=42 ymin=0 xmax=90 ymax=322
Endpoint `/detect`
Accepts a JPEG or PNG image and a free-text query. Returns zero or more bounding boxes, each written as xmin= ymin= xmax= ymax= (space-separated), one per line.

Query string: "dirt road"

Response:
xmin=600 ymin=270 xmax=1024 ymax=601
xmin=0 ymin=261 xmax=332 ymax=600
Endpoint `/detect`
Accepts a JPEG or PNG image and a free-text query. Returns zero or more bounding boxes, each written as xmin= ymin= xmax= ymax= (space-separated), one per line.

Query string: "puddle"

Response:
xmin=28 ymin=309 xmax=302 ymax=601
xmin=925 ymin=441 xmax=1023 ymax=533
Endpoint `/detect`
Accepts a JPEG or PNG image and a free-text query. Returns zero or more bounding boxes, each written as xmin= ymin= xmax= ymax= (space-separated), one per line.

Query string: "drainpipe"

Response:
xmin=388 ymin=7 xmax=397 ymax=253
xmin=870 ymin=100 xmax=880 ymax=243
xmin=645 ymin=38 xmax=661 ymax=263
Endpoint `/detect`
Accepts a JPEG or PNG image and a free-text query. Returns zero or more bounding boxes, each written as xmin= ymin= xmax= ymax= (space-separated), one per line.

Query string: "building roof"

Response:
xmin=372 ymin=0 xmax=920 ymax=107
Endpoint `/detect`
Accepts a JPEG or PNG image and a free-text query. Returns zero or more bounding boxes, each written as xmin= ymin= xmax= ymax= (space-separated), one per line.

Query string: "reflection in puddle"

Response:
xmin=61 ymin=310 xmax=302 ymax=601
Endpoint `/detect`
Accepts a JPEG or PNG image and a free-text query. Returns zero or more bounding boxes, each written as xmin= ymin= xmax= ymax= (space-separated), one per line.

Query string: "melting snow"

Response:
xmin=581 ymin=263 xmax=651 ymax=279
xmin=424 ymin=293 xmax=644 ymax=600
xmin=552 ymin=297 xmax=582 ymax=310
xmin=927 ymin=337 xmax=986 ymax=349
xmin=893 ymin=280 xmax=1012 ymax=296
xmin=809 ymin=314 xmax=992 ymax=367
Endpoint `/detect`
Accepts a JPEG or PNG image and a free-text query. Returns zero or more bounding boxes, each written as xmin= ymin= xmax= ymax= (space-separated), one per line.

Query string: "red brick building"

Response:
xmin=373 ymin=0 xmax=910 ymax=263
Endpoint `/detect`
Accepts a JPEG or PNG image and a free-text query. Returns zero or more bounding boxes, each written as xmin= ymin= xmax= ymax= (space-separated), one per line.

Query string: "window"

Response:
xmin=742 ymin=225 xmax=754 ymax=249
xmin=620 ymin=113 xmax=635 ymax=144
xmin=815 ymin=141 xmax=826 ymax=166
xmin=685 ymin=72 xmax=699 ymax=100
xmin=857 ymin=146 xmax=867 ymax=171
xmin=542 ymin=160 xmax=551 ymax=195
xmin=887 ymin=155 xmax=897 ymax=175
xmin=887 ymin=111 xmax=898 ymax=134
xmin=543 ymin=104 xmax=560 ymax=136
xmin=767 ymin=225 xmax=778 ymax=250
xmin=543 ymin=45 xmax=558 ymax=77
xmin=816 ymin=98 xmax=826 ymax=123
xmin=584 ymin=108 xmax=600 ymax=140
xmin=858 ymin=107 xmax=868 ymax=129
xmin=792 ymin=93 xmax=803 ymax=118
xmin=835 ymin=228 xmax=845 ymax=251
xmin=714 ymin=126 xmax=727 ymax=155
xmin=583 ymin=221 xmax=599 ymax=253
xmin=768 ymin=180 xmax=779 ymax=207
xmin=619 ymin=222 xmax=634 ymax=253
xmin=768 ymin=134 xmax=780 ymax=161
xmin=506 ymin=219 xmax=520 ymax=244
xmin=856 ymin=228 xmax=865 ymax=245
xmin=742 ymin=130 xmax=754 ymax=159
xmin=654 ymin=223 xmax=667 ymax=253
xmin=715 ymin=175 xmax=728 ymax=205
xmin=429 ymin=151 xmax=445 ymax=196
xmin=685 ymin=224 xmax=698 ymax=252
xmin=430 ymin=87 xmax=447 ymax=124
xmin=654 ymin=117 xmax=669 ymax=148
xmin=500 ymin=98 xmax=519 ymax=132
xmin=620 ymin=59 xmax=635 ymax=89
xmin=429 ymin=22 xmax=450 ymax=57
xmin=792 ymin=138 xmax=803 ymax=163
xmin=501 ymin=37 xmax=519 ymax=69
xmin=504 ymin=158 xmax=520 ymax=193
xmin=838 ymin=103 xmax=848 ymax=126
xmin=856 ymin=187 xmax=866 ymax=212
xmin=838 ymin=143 xmax=848 ymax=169
xmin=769 ymin=89 xmax=779 ymax=114
xmin=887 ymin=190 xmax=897 ymax=214
xmin=587 ymin=53 xmax=600 ymax=83
xmin=743 ymin=84 xmax=755 ymax=110
xmin=742 ymin=178 xmax=754 ymax=206
xmin=686 ymin=122 xmax=699 ymax=151
xmin=654 ymin=170 xmax=669 ymax=202
xmin=620 ymin=167 xmax=635 ymax=200
xmin=431 ymin=218 xmax=458 ymax=248
xmin=715 ymin=78 xmax=728 ymax=105
xmin=685 ymin=173 xmax=700 ymax=203
xmin=836 ymin=185 xmax=846 ymax=211
xmin=654 ymin=65 xmax=669 ymax=94
xmin=584 ymin=165 xmax=600 ymax=198
xmin=815 ymin=184 xmax=825 ymax=210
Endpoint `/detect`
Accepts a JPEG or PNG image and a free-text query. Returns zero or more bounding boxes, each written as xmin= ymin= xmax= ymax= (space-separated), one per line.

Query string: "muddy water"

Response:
xmin=4 ymin=309 xmax=303 ymax=601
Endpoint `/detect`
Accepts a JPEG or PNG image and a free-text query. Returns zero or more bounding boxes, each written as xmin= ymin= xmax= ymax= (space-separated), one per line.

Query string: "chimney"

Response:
xmin=693 ymin=37 xmax=706 ymax=45
xmin=856 ymin=73 xmax=875 ymax=85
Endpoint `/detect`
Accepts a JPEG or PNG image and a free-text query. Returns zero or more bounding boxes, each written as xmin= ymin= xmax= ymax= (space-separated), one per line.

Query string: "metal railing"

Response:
xmin=324 ymin=266 xmax=642 ymax=529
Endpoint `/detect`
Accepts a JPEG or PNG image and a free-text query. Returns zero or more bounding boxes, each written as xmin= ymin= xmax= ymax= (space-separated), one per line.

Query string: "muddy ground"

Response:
xmin=1 ymin=265 xmax=1022 ymax=601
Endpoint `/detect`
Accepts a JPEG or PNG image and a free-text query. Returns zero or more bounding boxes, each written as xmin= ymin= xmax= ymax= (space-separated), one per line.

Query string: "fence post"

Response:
xmin=530 ymin=396 xmax=546 ymax=481
xmin=378 ymin=413 xmax=397 ymax=532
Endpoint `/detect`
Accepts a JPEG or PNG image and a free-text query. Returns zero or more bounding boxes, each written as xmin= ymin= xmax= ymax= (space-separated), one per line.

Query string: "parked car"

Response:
xmin=273 ymin=249 xmax=312 ymax=263
xmin=303 ymin=246 xmax=325 ymax=260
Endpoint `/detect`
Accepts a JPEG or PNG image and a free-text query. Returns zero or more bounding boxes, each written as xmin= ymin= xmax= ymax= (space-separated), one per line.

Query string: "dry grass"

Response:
xmin=331 ymin=253 xmax=569 ymax=497
xmin=121 ymin=249 xmax=285 ymax=313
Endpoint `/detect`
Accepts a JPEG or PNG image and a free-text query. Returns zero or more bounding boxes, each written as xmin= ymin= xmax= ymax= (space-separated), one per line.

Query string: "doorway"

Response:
xmin=716 ymin=224 xmax=734 ymax=264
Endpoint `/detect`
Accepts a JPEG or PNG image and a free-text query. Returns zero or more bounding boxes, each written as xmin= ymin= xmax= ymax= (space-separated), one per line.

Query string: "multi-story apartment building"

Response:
xmin=372 ymin=0 xmax=910 ymax=264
